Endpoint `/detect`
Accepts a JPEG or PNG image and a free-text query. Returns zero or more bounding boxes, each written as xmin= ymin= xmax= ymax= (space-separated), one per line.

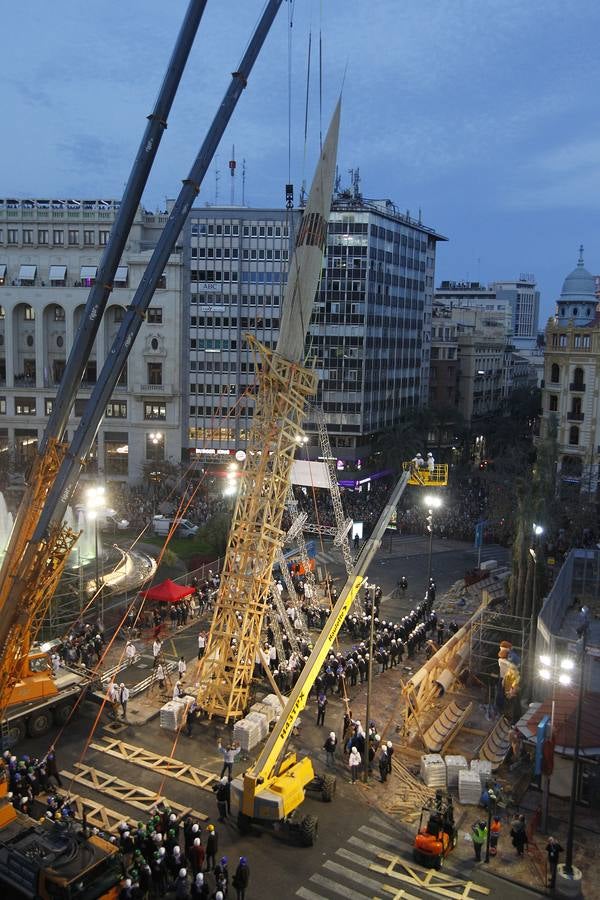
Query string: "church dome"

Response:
xmin=560 ymin=247 xmax=596 ymax=301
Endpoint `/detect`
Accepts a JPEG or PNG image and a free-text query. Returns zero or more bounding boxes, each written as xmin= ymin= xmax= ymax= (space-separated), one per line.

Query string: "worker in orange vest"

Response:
xmin=490 ymin=816 xmax=502 ymax=856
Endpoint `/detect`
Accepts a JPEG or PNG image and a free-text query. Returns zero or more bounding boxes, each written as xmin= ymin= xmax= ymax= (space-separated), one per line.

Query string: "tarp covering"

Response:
xmin=142 ymin=579 xmax=194 ymax=603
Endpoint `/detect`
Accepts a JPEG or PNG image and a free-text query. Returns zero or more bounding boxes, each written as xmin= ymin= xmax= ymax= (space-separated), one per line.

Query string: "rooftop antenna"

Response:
xmin=242 ymin=159 xmax=246 ymax=207
xmin=352 ymin=167 xmax=361 ymax=199
xmin=229 ymin=144 xmax=237 ymax=206
xmin=334 ymin=165 xmax=341 ymax=196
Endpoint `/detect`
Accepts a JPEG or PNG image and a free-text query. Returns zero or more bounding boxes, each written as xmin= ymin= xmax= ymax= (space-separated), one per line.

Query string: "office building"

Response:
xmin=184 ymin=195 xmax=445 ymax=464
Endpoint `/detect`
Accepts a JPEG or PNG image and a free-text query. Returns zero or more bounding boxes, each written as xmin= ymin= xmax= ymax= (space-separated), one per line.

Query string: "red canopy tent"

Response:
xmin=141 ymin=579 xmax=195 ymax=603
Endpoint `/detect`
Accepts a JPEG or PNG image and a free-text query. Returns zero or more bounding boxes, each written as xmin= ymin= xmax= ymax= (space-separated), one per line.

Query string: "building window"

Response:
xmin=144 ymin=401 xmax=166 ymax=420
xmin=74 ymin=399 xmax=87 ymax=417
xmin=147 ymin=362 xmax=163 ymax=385
xmin=24 ymin=305 xmax=35 ymax=321
xmin=15 ymin=397 xmax=36 ymax=415
xmin=53 ymin=230 xmax=64 ymax=245
xmin=157 ymin=273 xmax=167 ymax=289
xmin=105 ymin=401 xmax=127 ymax=418
xmin=68 ymin=229 xmax=79 ymax=245
xmin=104 ymin=435 xmax=129 ymax=476
xmin=38 ymin=229 xmax=49 ymax=244
xmin=568 ymin=426 xmax=579 ymax=446
xmin=147 ymin=308 xmax=163 ymax=324
xmin=83 ymin=230 xmax=94 ymax=245
xmin=44 ymin=399 xmax=53 ymax=416
xmin=7 ymin=230 xmax=18 ymax=245
xmin=0 ymin=398 xmax=5 ymax=414
xmin=549 ymin=395 xmax=558 ymax=412
xmin=99 ymin=230 xmax=110 ymax=245
xmin=22 ymin=229 xmax=33 ymax=244
xmin=550 ymin=363 xmax=560 ymax=383
xmin=54 ymin=306 xmax=66 ymax=321
xmin=559 ymin=334 xmax=567 ymax=348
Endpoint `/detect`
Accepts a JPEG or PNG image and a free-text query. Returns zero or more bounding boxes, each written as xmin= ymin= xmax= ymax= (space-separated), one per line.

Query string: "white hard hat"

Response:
xmin=194 ymin=838 xmax=201 ymax=846
xmin=330 ymin=732 xmax=336 ymax=739
xmin=179 ymin=868 xmax=187 ymax=878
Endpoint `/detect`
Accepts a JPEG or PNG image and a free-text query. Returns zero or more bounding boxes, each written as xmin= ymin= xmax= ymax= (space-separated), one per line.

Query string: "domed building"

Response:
xmin=540 ymin=247 xmax=600 ymax=492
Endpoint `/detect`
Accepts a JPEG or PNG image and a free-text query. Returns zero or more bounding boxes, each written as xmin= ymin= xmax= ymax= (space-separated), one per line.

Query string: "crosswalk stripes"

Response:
xmin=296 ymin=815 xmax=417 ymax=900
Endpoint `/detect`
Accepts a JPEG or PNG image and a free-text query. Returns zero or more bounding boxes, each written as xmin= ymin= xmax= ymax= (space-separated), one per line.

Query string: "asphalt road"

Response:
xmin=20 ymin=534 xmax=534 ymax=899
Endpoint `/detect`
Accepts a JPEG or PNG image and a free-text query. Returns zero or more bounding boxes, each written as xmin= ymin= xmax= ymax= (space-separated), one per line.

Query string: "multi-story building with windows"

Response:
xmin=184 ymin=196 xmax=445 ymax=464
xmin=493 ymin=275 xmax=540 ymax=347
xmin=435 ymin=276 xmax=541 ymax=349
xmin=540 ymin=251 xmax=600 ymax=493
xmin=0 ymin=198 xmax=183 ymax=484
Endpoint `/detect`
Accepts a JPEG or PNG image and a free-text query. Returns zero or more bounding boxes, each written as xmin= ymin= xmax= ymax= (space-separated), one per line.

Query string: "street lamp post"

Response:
xmin=423 ymin=495 xmax=442 ymax=588
xmin=563 ymin=621 xmax=588 ymax=885
xmin=539 ymin=616 xmax=588 ymax=895
xmin=528 ymin=523 xmax=544 ymax=698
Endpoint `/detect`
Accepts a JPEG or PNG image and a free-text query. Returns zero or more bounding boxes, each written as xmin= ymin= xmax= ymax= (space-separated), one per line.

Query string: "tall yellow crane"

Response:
xmin=198 ymin=103 xmax=341 ymax=721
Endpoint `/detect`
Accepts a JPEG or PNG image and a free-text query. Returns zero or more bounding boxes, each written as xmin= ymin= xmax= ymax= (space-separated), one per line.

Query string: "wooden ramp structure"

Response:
xmin=422 ymin=701 xmax=473 ymax=753
xmin=371 ymin=851 xmax=490 ymax=899
xmin=478 ymin=715 xmax=512 ymax=770
xmin=90 ymin=736 xmax=217 ymax=792
xmin=62 ymin=763 xmax=208 ymax=821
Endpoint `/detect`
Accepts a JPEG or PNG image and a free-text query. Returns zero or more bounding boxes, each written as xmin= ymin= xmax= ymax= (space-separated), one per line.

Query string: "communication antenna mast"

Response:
xmin=229 ymin=144 xmax=237 ymax=205
xmin=242 ymin=159 xmax=246 ymax=206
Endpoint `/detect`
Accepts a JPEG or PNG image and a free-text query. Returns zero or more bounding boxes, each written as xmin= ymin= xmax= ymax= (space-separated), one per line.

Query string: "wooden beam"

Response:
xmin=62 ymin=763 xmax=207 ymax=821
xmin=370 ymin=853 xmax=490 ymax=899
xmin=90 ymin=737 xmax=217 ymax=792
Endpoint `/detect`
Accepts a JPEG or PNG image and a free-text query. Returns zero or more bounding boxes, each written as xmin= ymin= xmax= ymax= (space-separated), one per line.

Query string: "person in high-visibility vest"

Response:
xmin=471 ymin=821 xmax=488 ymax=861
xmin=490 ymin=816 xmax=502 ymax=856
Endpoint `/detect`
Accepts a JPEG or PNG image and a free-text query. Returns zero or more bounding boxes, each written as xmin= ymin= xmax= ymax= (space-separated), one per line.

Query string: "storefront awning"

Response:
xmin=49 ymin=265 xmax=67 ymax=280
xmin=115 ymin=266 xmax=128 ymax=283
xmin=19 ymin=265 xmax=36 ymax=280
xmin=80 ymin=266 xmax=97 ymax=279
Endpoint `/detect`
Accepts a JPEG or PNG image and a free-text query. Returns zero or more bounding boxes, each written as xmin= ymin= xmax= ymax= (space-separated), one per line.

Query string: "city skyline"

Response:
xmin=3 ymin=0 xmax=600 ymax=322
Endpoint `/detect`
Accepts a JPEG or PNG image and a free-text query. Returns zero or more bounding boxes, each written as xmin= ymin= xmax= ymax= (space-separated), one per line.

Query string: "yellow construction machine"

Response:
xmin=231 ymin=472 xmax=410 ymax=844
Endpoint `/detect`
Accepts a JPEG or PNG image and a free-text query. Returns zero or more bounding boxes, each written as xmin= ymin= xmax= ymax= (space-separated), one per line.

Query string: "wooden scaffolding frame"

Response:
xmin=197 ymin=335 xmax=317 ymax=721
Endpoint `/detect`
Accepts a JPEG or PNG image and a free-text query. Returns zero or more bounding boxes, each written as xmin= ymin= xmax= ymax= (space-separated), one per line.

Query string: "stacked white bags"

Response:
xmin=470 ymin=759 xmax=493 ymax=787
xmin=262 ymin=694 xmax=284 ymax=719
xmin=420 ymin=754 xmax=446 ymax=788
xmin=233 ymin=717 xmax=262 ymax=752
xmin=245 ymin=711 xmax=269 ymax=741
xmin=458 ymin=769 xmax=482 ymax=804
xmin=159 ymin=698 xmax=188 ymax=732
xmin=249 ymin=701 xmax=278 ymax=727
xmin=444 ymin=754 xmax=468 ymax=788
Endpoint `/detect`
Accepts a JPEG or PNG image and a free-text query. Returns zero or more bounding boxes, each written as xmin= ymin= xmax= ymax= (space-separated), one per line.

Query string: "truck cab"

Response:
xmin=152 ymin=515 xmax=198 ymax=539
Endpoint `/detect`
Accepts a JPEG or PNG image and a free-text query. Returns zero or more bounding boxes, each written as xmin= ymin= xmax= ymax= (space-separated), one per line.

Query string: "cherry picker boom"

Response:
xmin=232 ymin=471 xmax=411 ymax=844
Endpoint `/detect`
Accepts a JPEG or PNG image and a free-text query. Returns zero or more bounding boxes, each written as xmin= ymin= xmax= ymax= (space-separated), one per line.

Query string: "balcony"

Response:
xmin=567 ymin=412 xmax=584 ymax=422
xmin=135 ymin=383 xmax=173 ymax=396
xmin=569 ymin=382 xmax=586 ymax=392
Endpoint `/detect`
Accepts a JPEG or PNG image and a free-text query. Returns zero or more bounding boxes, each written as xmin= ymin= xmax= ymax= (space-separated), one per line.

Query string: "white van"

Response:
xmin=152 ymin=515 xmax=198 ymax=539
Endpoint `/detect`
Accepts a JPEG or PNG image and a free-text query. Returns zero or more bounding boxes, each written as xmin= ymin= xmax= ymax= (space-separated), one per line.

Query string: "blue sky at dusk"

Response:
xmin=3 ymin=0 xmax=600 ymax=322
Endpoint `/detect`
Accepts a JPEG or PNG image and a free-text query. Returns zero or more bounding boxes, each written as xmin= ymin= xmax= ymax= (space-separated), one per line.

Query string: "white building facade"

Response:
xmin=0 ymin=198 xmax=183 ymax=485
